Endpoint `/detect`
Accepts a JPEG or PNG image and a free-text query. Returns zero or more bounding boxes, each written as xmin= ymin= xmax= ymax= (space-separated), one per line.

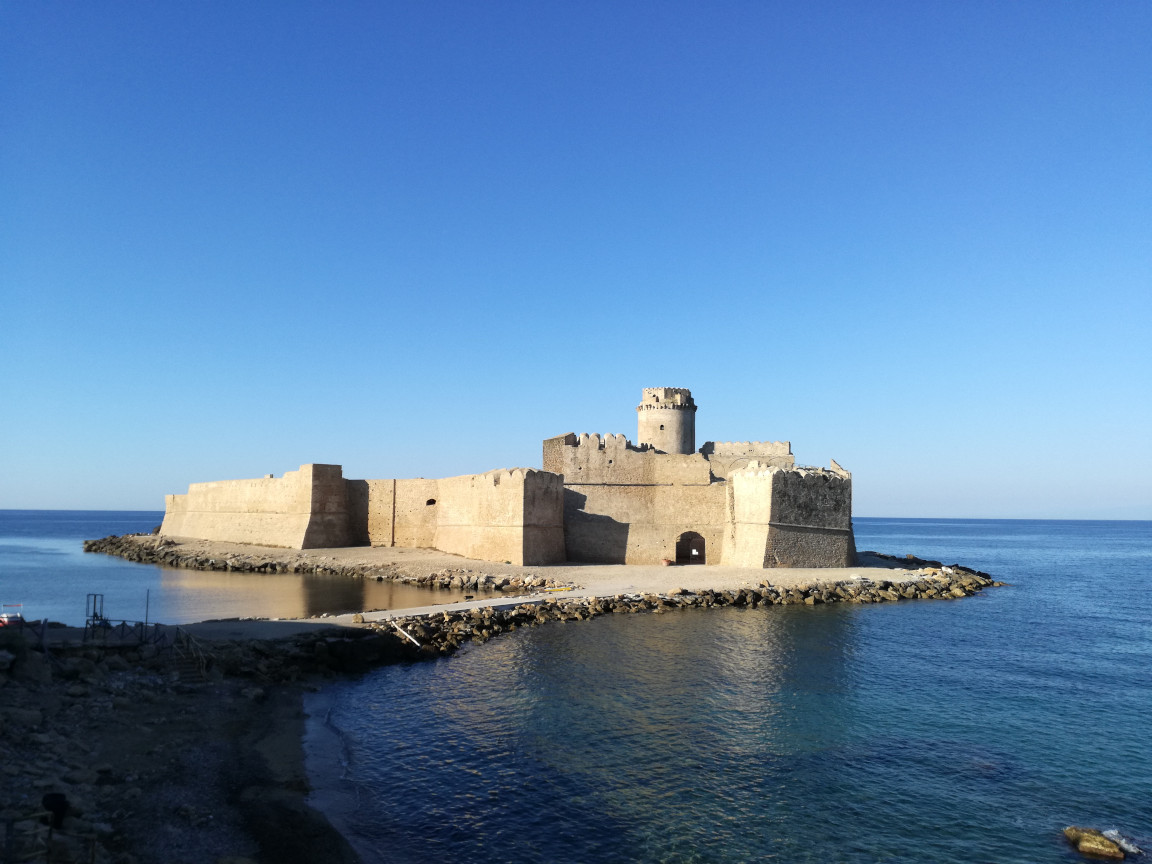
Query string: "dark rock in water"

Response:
xmin=1064 ymin=826 xmax=1125 ymax=860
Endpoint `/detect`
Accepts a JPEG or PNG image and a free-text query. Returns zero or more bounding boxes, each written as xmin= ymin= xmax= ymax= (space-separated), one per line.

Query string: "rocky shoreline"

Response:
xmin=2 ymin=534 xmax=1005 ymax=863
xmin=80 ymin=533 xmax=1006 ymax=667
xmin=374 ymin=555 xmax=1003 ymax=657
xmin=83 ymin=534 xmax=570 ymax=595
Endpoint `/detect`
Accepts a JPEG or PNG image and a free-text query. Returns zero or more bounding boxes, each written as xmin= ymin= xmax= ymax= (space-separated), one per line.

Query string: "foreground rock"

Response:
xmin=0 ymin=627 xmax=363 ymax=864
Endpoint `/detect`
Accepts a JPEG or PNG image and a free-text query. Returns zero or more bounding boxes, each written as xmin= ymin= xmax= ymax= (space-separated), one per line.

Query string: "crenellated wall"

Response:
xmin=161 ymin=464 xmax=350 ymax=549
xmin=700 ymin=440 xmax=795 ymax=479
xmin=545 ymin=430 xmax=727 ymax=564
xmin=543 ymin=432 xmax=711 ymax=485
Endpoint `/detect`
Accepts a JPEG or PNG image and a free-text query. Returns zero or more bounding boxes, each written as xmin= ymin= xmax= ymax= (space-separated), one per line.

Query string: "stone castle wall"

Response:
xmin=433 ymin=469 xmax=565 ymax=566
xmin=543 ymin=433 xmax=710 ymax=485
xmin=700 ymin=440 xmax=795 ymax=479
xmin=160 ymin=388 xmax=853 ymax=569
xmin=562 ymin=482 xmax=728 ymax=565
xmin=725 ymin=465 xmax=855 ymax=568
xmin=161 ymin=464 xmax=350 ymax=549
xmin=163 ymin=465 xmax=565 ymax=565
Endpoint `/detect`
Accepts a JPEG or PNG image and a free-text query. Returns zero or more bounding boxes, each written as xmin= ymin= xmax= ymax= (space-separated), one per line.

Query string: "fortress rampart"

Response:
xmin=160 ymin=387 xmax=853 ymax=569
xmin=699 ymin=440 xmax=795 ymax=479
xmin=543 ymin=432 xmax=711 ymax=486
xmin=161 ymin=464 xmax=351 ymax=549
xmin=163 ymin=465 xmax=565 ymax=565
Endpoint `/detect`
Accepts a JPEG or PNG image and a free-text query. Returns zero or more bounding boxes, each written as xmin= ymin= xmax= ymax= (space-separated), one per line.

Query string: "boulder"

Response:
xmin=12 ymin=649 xmax=51 ymax=684
xmin=1064 ymin=827 xmax=1124 ymax=860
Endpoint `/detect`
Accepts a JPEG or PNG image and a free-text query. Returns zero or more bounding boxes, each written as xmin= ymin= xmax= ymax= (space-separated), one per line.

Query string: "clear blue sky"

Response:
xmin=2 ymin=1 xmax=1149 ymax=518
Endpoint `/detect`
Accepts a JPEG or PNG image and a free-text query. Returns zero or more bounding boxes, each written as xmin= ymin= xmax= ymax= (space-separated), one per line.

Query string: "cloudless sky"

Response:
xmin=2 ymin=1 xmax=1149 ymax=518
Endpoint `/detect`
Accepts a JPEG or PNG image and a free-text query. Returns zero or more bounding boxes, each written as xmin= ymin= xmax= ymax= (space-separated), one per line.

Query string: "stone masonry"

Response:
xmin=160 ymin=388 xmax=855 ymax=568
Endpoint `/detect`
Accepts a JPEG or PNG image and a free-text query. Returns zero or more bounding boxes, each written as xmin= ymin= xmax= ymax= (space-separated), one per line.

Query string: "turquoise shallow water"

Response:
xmin=312 ymin=519 xmax=1152 ymax=863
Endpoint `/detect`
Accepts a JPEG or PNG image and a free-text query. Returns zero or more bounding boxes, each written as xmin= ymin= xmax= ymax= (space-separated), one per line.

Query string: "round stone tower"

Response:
xmin=636 ymin=387 xmax=697 ymax=454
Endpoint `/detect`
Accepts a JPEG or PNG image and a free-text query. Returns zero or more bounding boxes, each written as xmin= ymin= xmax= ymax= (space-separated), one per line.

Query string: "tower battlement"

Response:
xmin=638 ymin=387 xmax=696 ymax=409
xmin=637 ymin=387 xmax=697 ymax=454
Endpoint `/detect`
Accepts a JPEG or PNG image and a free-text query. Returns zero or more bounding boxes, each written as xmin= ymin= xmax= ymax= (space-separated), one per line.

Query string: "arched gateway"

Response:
xmin=675 ymin=531 xmax=706 ymax=565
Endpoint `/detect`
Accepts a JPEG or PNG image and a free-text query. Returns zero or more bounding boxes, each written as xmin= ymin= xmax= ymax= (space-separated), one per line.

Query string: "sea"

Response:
xmin=306 ymin=518 xmax=1152 ymax=864
xmin=2 ymin=512 xmax=1150 ymax=862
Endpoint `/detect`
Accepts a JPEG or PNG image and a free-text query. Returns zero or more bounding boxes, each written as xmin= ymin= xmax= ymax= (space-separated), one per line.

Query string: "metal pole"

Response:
xmin=145 ymin=589 xmax=150 ymax=627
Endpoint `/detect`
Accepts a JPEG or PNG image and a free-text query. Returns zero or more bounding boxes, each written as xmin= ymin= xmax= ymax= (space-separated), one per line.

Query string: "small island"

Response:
xmin=5 ymin=388 xmax=1005 ymax=863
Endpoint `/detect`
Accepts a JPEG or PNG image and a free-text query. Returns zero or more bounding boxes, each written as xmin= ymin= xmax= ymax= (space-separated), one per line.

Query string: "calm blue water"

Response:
xmin=311 ymin=518 xmax=1152 ymax=864
xmin=0 ymin=510 xmax=465 ymax=625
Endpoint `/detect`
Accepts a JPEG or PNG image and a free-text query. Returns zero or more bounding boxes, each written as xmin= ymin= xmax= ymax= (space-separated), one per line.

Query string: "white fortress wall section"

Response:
xmin=432 ymin=469 xmax=564 ymax=566
xmin=349 ymin=469 xmax=565 ymax=565
xmin=723 ymin=467 xmax=777 ymax=568
xmin=161 ymin=464 xmax=350 ymax=549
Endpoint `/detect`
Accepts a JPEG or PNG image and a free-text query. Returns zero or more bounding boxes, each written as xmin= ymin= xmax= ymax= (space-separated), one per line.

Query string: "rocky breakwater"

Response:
xmin=83 ymin=534 xmax=569 ymax=595
xmin=376 ymin=558 xmax=1005 ymax=657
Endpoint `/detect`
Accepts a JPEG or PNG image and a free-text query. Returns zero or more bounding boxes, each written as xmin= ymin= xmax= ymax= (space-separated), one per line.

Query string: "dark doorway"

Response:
xmin=675 ymin=532 xmax=706 ymax=565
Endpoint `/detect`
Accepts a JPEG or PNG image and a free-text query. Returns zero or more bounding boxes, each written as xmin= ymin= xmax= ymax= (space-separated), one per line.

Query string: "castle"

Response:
xmin=160 ymin=388 xmax=856 ymax=568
